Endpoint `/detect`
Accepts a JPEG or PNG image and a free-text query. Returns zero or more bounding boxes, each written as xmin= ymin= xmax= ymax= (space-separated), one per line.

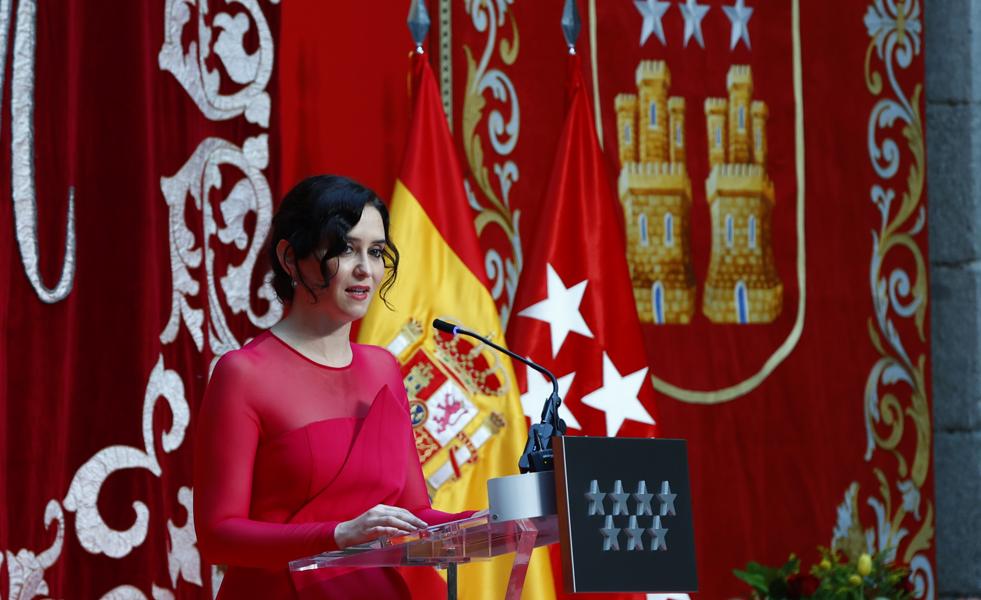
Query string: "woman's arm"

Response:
xmin=193 ymin=354 xmax=339 ymax=568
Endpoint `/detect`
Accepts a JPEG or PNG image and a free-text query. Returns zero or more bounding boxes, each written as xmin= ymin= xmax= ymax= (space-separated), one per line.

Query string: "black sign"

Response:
xmin=554 ymin=436 xmax=697 ymax=593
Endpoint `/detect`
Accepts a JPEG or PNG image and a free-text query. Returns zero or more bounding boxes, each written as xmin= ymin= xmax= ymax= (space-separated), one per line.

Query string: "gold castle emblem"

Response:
xmin=615 ymin=62 xmax=783 ymax=324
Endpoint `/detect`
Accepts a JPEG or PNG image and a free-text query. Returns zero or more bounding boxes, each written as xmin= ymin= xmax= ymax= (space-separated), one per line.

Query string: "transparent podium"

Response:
xmin=289 ymin=511 xmax=558 ymax=600
xmin=288 ymin=439 xmax=698 ymax=597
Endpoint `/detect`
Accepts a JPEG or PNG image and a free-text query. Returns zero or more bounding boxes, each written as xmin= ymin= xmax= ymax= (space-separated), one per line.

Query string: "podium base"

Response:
xmin=487 ymin=471 xmax=556 ymax=522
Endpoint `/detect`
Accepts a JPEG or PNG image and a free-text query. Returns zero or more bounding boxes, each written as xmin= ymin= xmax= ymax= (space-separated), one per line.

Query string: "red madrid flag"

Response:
xmin=507 ymin=53 xmax=661 ymax=600
xmin=508 ymin=54 xmax=660 ymax=443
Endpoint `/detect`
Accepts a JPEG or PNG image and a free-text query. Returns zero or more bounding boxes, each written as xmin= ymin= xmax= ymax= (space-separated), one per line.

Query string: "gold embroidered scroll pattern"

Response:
xmin=833 ymin=2 xmax=933 ymax=598
xmin=461 ymin=0 xmax=523 ymax=329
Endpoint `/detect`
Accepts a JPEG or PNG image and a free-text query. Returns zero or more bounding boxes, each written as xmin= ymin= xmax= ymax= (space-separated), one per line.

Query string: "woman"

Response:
xmin=193 ymin=175 xmax=470 ymax=598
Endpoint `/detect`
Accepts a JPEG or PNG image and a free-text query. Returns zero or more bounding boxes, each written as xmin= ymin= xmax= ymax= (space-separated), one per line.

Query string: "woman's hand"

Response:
xmin=334 ymin=504 xmax=428 ymax=549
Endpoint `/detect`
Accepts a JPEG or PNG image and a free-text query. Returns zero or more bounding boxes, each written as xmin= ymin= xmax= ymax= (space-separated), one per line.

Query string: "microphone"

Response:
xmin=432 ymin=319 xmax=566 ymax=473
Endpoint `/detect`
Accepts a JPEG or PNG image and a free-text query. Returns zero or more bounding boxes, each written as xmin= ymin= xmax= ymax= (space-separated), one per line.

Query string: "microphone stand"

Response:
xmin=432 ymin=319 xmax=566 ymax=473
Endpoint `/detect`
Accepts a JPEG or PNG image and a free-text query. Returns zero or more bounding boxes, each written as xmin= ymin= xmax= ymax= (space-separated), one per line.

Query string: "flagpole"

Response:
xmin=562 ymin=0 xmax=581 ymax=54
xmin=407 ymin=0 xmax=430 ymax=55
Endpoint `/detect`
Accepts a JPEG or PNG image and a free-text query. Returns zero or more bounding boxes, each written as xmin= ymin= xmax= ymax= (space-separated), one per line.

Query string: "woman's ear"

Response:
xmin=276 ymin=239 xmax=295 ymax=280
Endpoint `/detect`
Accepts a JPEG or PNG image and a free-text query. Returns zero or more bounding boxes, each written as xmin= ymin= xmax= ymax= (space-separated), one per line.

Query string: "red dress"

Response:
xmin=193 ymin=331 xmax=468 ymax=598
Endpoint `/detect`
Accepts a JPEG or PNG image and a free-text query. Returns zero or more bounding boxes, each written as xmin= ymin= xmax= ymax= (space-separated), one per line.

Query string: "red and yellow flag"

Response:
xmin=358 ymin=52 xmax=554 ymax=599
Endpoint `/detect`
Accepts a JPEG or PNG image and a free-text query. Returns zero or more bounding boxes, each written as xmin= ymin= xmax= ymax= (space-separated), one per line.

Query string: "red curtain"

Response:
xmin=443 ymin=1 xmax=935 ymax=598
xmin=2 ymin=0 xmax=280 ymax=595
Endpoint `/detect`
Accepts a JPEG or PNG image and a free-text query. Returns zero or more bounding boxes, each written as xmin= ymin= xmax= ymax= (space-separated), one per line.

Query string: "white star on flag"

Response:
xmin=723 ymin=0 xmax=754 ymax=50
xmin=679 ymin=0 xmax=710 ymax=48
xmin=633 ymin=0 xmax=670 ymax=46
xmin=516 ymin=263 xmax=593 ymax=358
xmin=520 ymin=363 xmax=581 ymax=430
xmin=580 ymin=352 xmax=654 ymax=436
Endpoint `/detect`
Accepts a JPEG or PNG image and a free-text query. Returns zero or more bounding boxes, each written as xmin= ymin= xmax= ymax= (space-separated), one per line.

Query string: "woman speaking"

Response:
xmin=193 ymin=175 xmax=471 ymax=598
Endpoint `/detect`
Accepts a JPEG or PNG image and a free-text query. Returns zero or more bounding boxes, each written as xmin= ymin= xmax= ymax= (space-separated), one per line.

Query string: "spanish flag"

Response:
xmin=358 ymin=53 xmax=555 ymax=599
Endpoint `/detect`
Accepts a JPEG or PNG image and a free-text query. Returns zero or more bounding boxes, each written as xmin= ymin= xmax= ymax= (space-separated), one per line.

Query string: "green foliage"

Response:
xmin=732 ymin=547 xmax=914 ymax=599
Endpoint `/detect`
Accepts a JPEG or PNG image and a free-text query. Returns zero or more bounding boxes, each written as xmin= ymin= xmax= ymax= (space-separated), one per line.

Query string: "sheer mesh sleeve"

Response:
xmin=193 ymin=353 xmax=339 ymax=568
xmin=193 ymin=339 xmax=475 ymax=571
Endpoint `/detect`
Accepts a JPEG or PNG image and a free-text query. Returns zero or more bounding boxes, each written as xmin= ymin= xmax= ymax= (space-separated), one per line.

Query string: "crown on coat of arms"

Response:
xmin=432 ymin=327 xmax=509 ymax=397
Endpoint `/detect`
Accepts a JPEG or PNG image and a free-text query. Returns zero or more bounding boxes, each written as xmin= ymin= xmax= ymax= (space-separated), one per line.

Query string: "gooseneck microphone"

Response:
xmin=432 ymin=319 xmax=566 ymax=473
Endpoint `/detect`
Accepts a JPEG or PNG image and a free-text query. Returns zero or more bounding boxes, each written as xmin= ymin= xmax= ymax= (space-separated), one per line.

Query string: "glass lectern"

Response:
xmin=289 ymin=511 xmax=559 ymax=600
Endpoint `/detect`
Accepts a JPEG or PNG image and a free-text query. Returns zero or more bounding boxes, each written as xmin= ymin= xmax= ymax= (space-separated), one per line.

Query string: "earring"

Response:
xmin=291 ymin=279 xmax=297 ymax=288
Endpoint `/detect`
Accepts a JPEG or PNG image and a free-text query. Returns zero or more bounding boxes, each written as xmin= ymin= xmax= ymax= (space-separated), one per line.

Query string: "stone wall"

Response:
xmin=925 ymin=1 xmax=981 ymax=597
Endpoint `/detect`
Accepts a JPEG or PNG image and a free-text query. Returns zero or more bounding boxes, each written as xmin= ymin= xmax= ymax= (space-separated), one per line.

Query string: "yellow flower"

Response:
xmin=819 ymin=559 xmax=832 ymax=571
xmin=849 ymin=574 xmax=862 ymax=586
xmin=857 ymin=553 xmax=872 ymax=577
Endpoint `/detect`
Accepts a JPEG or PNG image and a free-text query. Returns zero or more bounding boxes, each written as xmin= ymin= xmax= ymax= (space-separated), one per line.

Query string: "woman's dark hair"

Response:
xmin=267 ymin=175 xmax=399 ymax=305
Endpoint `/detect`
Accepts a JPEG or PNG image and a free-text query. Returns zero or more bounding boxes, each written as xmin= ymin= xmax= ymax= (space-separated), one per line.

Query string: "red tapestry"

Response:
xmin=444 ymin=0 xmax=933 ymax=598
xmin=0 ymin=0 xmax=933 ymax=598
xmin=1 ymin=0 xmax=281 ymax=596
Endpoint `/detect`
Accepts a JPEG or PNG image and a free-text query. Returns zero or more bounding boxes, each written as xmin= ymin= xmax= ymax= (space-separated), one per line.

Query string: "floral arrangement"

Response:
xmin=733 ymin=548 xmax=914 ymax=599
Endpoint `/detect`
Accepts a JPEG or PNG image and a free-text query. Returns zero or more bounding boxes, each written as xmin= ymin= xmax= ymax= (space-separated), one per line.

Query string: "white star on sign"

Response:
xmin=723 ymin=0 xmax=753 ymax=50
xmin=580 ymin=352 xmax=654 ymax=436
xmin=520 ymin=363 xmax=581 ymax=430
xmin=516 ymin=263 xmax=593 ymax=358
xmin=634 ymin=0 xmax=670 ymax=46
xmin=679 ymin=0 xmax=710 ymax=48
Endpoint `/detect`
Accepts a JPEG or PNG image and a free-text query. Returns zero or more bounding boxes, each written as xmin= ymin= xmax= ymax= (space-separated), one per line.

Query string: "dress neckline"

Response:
xmin=264 ymin=330 xmax=357 ymax=370
xmin=257 ymin=384 xmax=395 ymax=446
xmin=261 ymin=415 xmax=362 ymax=446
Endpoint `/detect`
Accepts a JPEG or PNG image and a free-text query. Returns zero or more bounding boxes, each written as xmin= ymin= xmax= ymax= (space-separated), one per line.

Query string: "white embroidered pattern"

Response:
xmin=62 ymin=355 xmax=188 ymax=559
xmin=167 ymin=487 xmax=203 ymax=588
xmin=3 ymin=500 xmax=64 ymax=599
xmin=158 ymin=0 xmax=277 ymax=126
xmin=159 ymin=134 xmax=282 ymax=357
xmin=5 ymin=0 xmax=77 ymax=304
xmin=1 ymin=0 xmax=279 ymax=596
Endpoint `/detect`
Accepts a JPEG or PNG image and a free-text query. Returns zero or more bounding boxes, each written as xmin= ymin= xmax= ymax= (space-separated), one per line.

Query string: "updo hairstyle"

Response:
xmin=267 ymin=175 xmax=399 ymax=305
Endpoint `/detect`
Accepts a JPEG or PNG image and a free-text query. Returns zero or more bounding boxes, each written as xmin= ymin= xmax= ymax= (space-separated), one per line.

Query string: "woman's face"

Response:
xmin=295 ymin=205 xmax=388 ymax=323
